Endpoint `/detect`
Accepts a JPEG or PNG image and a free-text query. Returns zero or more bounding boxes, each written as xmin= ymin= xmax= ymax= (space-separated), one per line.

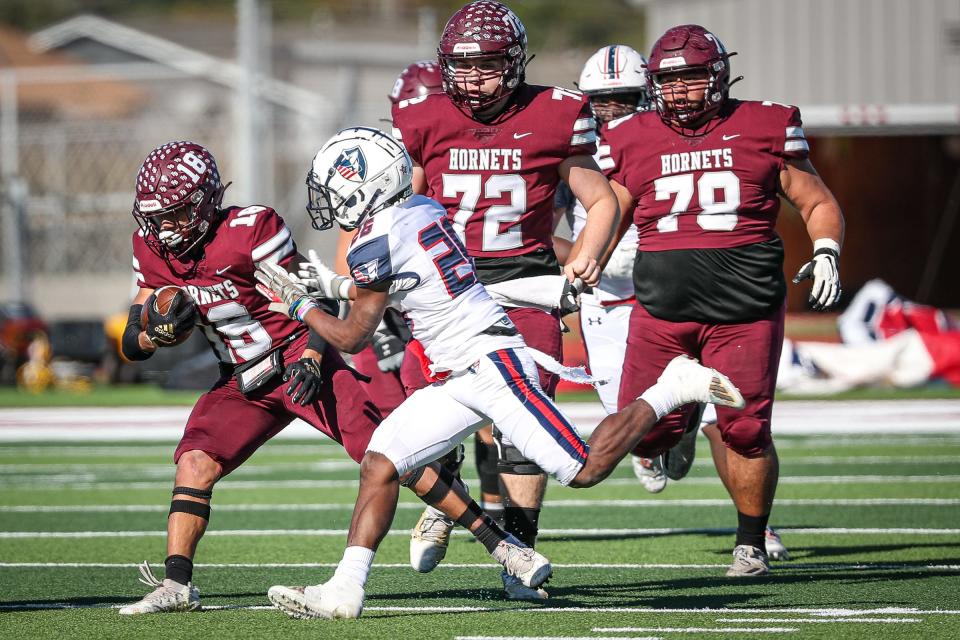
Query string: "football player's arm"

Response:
xmin=559 ymin=154 xmax=619 ymax=286
xmin=301 ymin=286 xmax=389 ymax=354
xmin=120 ymin=287 xmax=157 ymax=360
xmin=597 ymin=179 xmax=636 ymax=269
xmin=779 ymin=157 xmax=846 ymax=310
xmin=411 ymin=163 xmax=427 ymax=195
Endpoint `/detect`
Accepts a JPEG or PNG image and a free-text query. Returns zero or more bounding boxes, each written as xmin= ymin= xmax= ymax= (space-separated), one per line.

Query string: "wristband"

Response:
xmin=290 ymin=297 xmax=318 ymax=323
xmin=812 ymin=238 xmax=841 ymax=256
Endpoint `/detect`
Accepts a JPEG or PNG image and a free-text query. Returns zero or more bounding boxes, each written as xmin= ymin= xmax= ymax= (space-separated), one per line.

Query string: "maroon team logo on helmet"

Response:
xmin=132 ymin=141 xmax=228 ymax=261
xmin=646 ymin=24 xmax=740 ymax=127
xmin=389 ymin=60 xmax=443 ymax=104
xmin=437 ymin=0 xmax=528 ymax=112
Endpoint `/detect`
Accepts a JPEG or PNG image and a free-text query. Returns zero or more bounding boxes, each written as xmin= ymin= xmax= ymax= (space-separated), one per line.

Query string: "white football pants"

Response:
xmin=367 ymin=346 xmax=588 ymax=486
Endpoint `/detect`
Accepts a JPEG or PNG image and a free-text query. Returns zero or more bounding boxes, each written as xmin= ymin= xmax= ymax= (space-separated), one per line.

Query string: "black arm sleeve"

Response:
xmin=120 ymin=304 xmax=152 ymax=361
xmin=306 ymin=327 xmax=328 ymax=355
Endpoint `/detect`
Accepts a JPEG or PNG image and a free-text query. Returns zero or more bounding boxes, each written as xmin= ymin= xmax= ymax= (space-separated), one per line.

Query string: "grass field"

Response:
xmin=1 ymin=427 xmax=959 ymax=639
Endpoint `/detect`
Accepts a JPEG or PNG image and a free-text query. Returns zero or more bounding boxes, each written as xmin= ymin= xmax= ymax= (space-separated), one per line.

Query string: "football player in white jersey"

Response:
xmin=256 ymin=127 xmax=746 ymax=620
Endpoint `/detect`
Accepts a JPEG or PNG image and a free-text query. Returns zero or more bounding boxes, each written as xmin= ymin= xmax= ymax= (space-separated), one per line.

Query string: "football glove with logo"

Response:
xmin=793 ymin=239 xmax=842 ymax=311
xmin=298 ymin=249 xmax=353 ymax=300
xmin=144 ymin=294 xmax=198 ymax=347
xmin=559 ymin=278 xmax=585 ymax=316
xmin=255 ymin=262 xmax=317 ymax=322
xmin=283 ymin=357 xmax=323 ymax=406
xmin=371 ymin=322 xmax=406 ymax=372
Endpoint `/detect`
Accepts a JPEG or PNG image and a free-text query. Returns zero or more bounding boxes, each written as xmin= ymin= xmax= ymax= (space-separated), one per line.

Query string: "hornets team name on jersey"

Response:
xmin=448 ymin=148 xmax=523 ymax=171
xmin=660 ymin=149 xmax=734 ymax=176
xmin=346 ymin=195 xmax=524 ymax=373
xmin=183 ymin=281 xmax=240 ymax=305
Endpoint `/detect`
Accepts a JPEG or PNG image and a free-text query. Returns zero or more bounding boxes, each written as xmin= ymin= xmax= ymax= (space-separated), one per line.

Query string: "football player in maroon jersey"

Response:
xmin=391 ymin=0 xmax=619 ymax=600
xmin=116 ymin=141 xmax=534 ymax=615
xmin=599 ymin=25 xmax=844 ymax=576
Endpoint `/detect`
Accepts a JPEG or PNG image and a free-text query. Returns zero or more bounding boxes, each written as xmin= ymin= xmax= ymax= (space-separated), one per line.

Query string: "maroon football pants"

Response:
xmin=175 ymin=333 xmax=381 ymax=475
xmin=618 ymin=303 xmax=785 ymax=457
xmin=352 ymin=345 xmax=407 ymax=418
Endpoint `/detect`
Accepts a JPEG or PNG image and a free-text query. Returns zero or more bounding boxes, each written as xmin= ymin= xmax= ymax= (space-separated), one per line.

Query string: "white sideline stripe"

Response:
xmin=3 ymin=527 xmax=959 ymax=539
xmin=7 ymin=475 xmax=960 ymax=491
xmin=4 ymin=497 xmax=958 ymax=513
xmin=1 ymin=603 xmax=958 ymax=616
xmin=2 ymin=399 xmax=958 ymax=441
xmin=2 ymin=562 xmax=957 ymax=571
xmin=715 ymin=617 xmax=922 ymax=623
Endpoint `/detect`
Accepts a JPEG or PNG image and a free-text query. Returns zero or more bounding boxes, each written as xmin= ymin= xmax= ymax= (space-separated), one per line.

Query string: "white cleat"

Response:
xmin=660 ymin=355 xmax=745 ymax=410
xmin=631 ymin=454 xmax=667 ymax=493
xmin=490 ymin=534 xmax=552 ymax=588
xmin=410 ymin=505 xmax=455 ymax=573
xmin=726 ymin=544 xmax=771 ymax=577
xmin=118 ymin=561 xmax=200 ymax=615
xmin=268 ymin=576 xmax=366 ymax=620
xmin=501 ymin=572 xmax=549 ymax=600
xmin=765 ymin=526 xmax=791 ymax=561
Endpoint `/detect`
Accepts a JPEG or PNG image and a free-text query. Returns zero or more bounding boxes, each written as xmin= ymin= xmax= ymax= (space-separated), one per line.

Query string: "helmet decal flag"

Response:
xmin=333 ymin=147 xmax=367 ymax=182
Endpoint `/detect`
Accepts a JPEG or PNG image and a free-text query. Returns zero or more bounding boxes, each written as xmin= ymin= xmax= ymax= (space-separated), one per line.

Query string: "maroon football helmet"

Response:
xmin=132 ymin=141 xmax=227 ymax=260
xmin=437 ymin=0 xmax=528 ymax=112
xmin=389 ymin=60 xmax=443 ymax=104
xmin=646 ymin=24 xmax=739 ymax=126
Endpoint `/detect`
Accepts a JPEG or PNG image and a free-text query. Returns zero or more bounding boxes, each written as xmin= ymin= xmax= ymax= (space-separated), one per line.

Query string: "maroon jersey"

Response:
xmin=599 ymin=99 xmax=809 ymax=323
xmin=391 ymin=84 xmax=596 ymax=266
xmin=132 ymin=205 xmax=304 ymax=365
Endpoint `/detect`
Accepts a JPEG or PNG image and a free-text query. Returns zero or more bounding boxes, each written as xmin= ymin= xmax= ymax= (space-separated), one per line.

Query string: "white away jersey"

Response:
xmin=346 ymin=195 xmax=524 ymax=372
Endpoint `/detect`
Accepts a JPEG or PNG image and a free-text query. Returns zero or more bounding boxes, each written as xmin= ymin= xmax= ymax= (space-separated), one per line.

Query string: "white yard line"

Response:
xmin=714 ymin=617 xmax=921 ymax=623
xmin=5 ymin=475 xmax=960 ymax=491
xmin=2 ymin=497 xmax=957 ymax=513
xmin=1 ymin=603 xmax=958 ymax=615
xmin=2 ymin=526 xmax=958 ymax=539
xmin=591 ymin=628 xmax=798 ymax=634
xmin=1 ymin=561 xmax=957 ymax=570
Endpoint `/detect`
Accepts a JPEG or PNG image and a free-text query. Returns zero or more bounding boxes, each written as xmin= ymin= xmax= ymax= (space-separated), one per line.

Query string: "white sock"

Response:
xmin=639 ymin=382 xmax=680 ymax=421
xmin=333 ymin=546 xmax=375 ymax=587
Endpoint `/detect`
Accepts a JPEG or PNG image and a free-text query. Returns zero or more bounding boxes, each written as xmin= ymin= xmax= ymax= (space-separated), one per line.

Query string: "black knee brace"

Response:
xmin=437 ymin=443 xmax=465 ymax=476
xmin=495 ymin=436 xmax=543 ymax=476
xmin=475 ymin=438 xmax=501 ymax=495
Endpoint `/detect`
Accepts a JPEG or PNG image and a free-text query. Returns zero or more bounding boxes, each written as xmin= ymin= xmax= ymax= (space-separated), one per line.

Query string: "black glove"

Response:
xmin=144 ymin=294 xmax=198 ymax=347
xmin=559 ymin=278 xmax=585 ymax=316
xmin=283 ymin=357 xmax=323 ymax=406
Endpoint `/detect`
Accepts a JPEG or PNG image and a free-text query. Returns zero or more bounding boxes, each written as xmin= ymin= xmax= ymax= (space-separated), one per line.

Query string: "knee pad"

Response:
xmin=720 ymin=416 xmax=772 ymax=457
xmin=495 ymin=441 xmax=542 ymax=476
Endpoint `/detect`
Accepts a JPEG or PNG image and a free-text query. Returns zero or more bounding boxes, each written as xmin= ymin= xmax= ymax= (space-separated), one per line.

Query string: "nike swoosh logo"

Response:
xmin=722 ymin=134 xmax=740 ymax=141
xmin=216 ymin=266 xmax=232 ymax=275
xmin=513 ymin=132 xmax=533 ymax=139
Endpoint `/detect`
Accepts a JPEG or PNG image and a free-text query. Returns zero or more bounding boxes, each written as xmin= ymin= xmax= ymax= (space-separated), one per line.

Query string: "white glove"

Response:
xmin=297 ymin=249 xmax=352 ymax=300
xmin=793 ymin=239 xmax=841 ymax=311
xmin=255 ymin=261 xmax=316 ymax=322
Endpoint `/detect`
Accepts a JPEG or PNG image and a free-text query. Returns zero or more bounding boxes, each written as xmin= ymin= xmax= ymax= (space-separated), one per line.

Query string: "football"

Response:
xmin=140 ymin=285 xmax=196 ymax=345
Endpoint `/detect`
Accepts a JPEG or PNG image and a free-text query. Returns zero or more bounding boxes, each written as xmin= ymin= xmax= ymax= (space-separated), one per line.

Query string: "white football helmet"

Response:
xmin=306 ymin=127 xmax=413 ymax=231
xmin=578 ymin=45 xmax=650 ymax=122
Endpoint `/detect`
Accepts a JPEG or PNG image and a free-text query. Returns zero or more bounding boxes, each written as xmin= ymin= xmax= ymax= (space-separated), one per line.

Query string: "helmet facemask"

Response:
xmin=587 ymin=90 xmax=651 ymax=124
xmin=438 ymin=49 xmax=526 ymax=113
xmin=650 ymin=63 xmax=726 ymax=126
xmin=134 ymin=180 xmax=225 ymax=260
